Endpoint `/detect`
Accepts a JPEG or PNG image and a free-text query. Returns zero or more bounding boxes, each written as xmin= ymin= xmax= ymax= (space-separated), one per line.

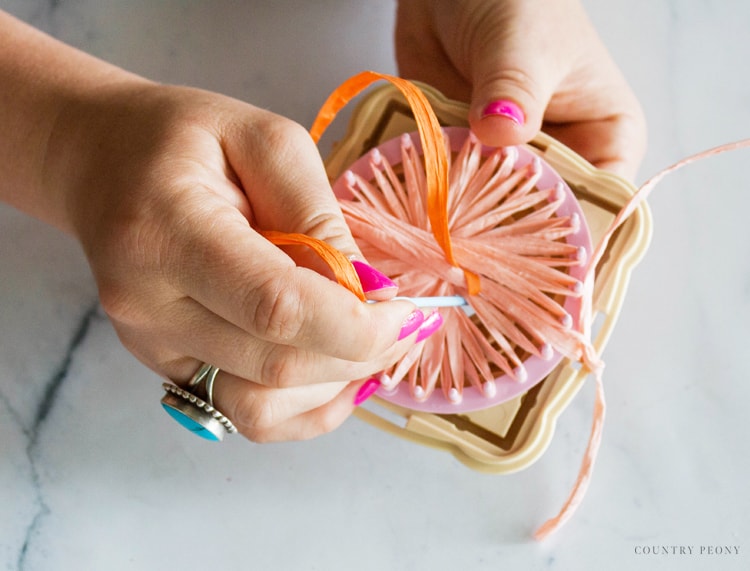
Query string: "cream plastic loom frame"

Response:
xmin=324 ymin=83 xmax=652 ymax=474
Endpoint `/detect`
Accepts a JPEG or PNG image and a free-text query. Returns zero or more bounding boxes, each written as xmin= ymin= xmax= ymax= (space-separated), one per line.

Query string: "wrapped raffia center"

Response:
xmin=339 ymin=130 xmax=592 ymax=404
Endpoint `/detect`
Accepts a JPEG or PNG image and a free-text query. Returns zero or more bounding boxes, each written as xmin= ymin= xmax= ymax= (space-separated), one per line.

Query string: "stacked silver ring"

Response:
xmin=161 ymin=363 xmax=237 ymax=441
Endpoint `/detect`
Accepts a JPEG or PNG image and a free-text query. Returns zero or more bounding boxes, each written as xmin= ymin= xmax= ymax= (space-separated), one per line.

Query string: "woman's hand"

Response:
xmin=395 ymin=0 xmax=647 ymax=178
xmin=0 ymin=10 xmax=434 ymax=442
xmin=45 ymin=81 xmax=426 ymax=442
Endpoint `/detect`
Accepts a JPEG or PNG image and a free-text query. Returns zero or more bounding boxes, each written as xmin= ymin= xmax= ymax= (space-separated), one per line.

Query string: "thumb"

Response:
xmin=225 ymin=111 xmax=360 ymax=254
xmin=464 ymin=18 xmax=564 ymax=148
xmin=468 ymin=50 xmax=561 ymax=148
xmin=224 ymin=107 xmax=398 ymax=297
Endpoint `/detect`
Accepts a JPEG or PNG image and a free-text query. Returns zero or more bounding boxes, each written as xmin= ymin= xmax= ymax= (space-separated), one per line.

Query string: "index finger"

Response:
xmin=173 ymin=202 xmax=416 ymax=362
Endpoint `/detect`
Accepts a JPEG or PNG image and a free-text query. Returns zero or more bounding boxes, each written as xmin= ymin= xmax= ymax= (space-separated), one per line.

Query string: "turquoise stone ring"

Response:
xmin=160 ymin=364 xmax=237 ymax=441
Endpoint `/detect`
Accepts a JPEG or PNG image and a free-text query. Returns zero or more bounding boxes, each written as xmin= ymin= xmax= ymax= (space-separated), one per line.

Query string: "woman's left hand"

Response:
xmin=395 ymin=0 xmax=647 ymax=178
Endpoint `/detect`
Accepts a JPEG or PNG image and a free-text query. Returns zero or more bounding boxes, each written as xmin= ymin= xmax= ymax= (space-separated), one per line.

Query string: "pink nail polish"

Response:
xmin=353 ymin=377 xmax=381 ymax=406
xmin=415 ymin=311 xmax=444 ymax=342
xmin=398 ymin=310 xmax=425 ymax=340
xmin=481 ymin=100 xmax=525 ymax=125
xmin=352 ymin=260 xmax=397 ymax=293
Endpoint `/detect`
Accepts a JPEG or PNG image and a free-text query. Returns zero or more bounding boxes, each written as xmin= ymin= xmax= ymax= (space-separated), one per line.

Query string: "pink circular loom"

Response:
xmin=333 ymin=127 xmax=593 ymax=414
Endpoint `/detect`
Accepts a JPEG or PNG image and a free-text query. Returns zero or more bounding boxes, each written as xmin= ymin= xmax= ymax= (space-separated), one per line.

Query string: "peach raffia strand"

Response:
xmin=586 ymin=138 xmax=750 ymax=274
xmin=534 ymin=370 xmax=605 ymax=541
xmin=533 ymin=138 xmax=750 ymax=540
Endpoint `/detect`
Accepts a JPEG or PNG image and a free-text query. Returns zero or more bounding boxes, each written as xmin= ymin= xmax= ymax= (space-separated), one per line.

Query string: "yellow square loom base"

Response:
xmin=324 ymin=83 xmax=652 ymax=475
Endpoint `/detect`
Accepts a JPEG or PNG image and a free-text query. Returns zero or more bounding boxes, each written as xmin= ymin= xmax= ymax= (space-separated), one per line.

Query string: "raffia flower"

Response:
xmin=336 ymin=127 xmax=596 ymax=411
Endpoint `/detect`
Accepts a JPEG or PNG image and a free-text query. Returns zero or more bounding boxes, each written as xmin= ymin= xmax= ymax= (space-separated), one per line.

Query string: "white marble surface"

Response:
xmin=2 ymin=1 xmax=749 ymax=570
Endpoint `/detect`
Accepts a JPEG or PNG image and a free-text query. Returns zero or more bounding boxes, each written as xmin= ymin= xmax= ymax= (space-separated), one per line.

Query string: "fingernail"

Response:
xmin=415 ymin=311 xmax=444 ymax=342
xmin=481 ymin=100 xmax=525 ymax=125
xmin=351 ymin=260 xmax=397 ymax=293
xmin=353 ymin=377 xmax=381 ymax=406
xmin=398 ymin=309 xmax=425 ymax=340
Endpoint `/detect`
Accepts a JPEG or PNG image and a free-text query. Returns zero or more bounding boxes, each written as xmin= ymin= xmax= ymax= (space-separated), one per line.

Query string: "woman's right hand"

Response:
xmin=46 ymin=80 xmax=429 ymax=442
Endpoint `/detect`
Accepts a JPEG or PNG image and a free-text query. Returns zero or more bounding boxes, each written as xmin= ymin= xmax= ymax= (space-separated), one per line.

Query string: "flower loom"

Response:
xmin=262 ymin=71 xmax=749 ymax=539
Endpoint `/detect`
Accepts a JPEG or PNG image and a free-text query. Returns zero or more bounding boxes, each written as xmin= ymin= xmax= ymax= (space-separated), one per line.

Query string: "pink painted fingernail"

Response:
xmin=415 ymin=311 xmax=444 ymax=342
xmin=398 ymin=310 xmax=425 ymax=340
xmin=352 ymin=260 xmax=397 ymax=293
xmin=354 ymin=377 xmax=381 ymax=406
xmin=481 ymin=100 xmax=525 ymax=125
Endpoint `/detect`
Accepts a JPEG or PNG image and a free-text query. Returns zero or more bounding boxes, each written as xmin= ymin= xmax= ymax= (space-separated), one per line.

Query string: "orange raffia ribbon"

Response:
xmin=310 ymin=71 xmax=481 ymax=295
xmin=260 ymin=230 xmax=365 ymax=302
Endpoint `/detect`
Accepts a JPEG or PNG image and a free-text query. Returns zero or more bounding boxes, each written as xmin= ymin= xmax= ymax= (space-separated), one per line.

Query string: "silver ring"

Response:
xmin=160 ymin=363 xmax=237 ymax=441
xmin=187 ymin=362 xmax=220 ymax=406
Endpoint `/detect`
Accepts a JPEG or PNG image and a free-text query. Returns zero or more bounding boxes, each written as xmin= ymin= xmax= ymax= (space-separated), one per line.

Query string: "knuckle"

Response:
xmin=264 ymin=116 xmax=312 ymax=150
xmin=243 ymin=429 xmax=271 ymax=444
xmin=233 ymin=392 xmax=279 ymax=432
xmin=258 ymin=348 xmax=303 ymax=388
xmin=488 ymin=68 xmax=545 ymax=110
xmin=90 ymin=218 xmax=174 ymax=327
xmin=313 ymin=408 xmax=349 ymax=437
xmin=250 ymin=274 xmax=307 ymax=343
xmin=299 ymin=212 xmax=351 ymax=245
xmin=254 ymin=114 xmax=313 ymax=165
xmin=97 ymin=283 xmax=142 ymax=325
xmin=345 ymin=304 xmax=382 ymax=360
